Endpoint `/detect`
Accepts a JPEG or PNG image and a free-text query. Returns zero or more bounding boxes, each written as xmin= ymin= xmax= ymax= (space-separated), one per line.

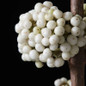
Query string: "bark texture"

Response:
xmin=70 ymin=0 xmax=86 ymax=86
xmin=71 ymin=0 xmax=84 ymax=16
xmin=69 ymin=48 xmax=86 ymax=86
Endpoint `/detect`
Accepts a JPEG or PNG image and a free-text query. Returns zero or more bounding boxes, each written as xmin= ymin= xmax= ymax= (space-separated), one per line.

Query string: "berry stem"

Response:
xmin=70 ymin=0 xmax=86 ymax=86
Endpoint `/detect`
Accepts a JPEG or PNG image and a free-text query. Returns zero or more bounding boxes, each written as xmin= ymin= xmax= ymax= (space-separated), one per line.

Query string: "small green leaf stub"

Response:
xmin=84 ymin=3 xmax=86 ymax=16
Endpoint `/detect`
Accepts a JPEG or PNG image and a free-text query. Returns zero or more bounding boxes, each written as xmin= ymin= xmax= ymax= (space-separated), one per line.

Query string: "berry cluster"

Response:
xmin=15 ymin=1 xmax=86 ymax=68
xmin=54 ymin=77 xmax=71 ymax=86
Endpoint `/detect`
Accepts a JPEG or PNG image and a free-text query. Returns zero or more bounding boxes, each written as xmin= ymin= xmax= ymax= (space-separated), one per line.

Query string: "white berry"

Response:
xmin=63 ymin=12 xmax=73 ymax=21
xmin=41 ymin=7 xmax=49 ymax=13
xmin=28 ymin=40 xmax=35 ymax=47
xmin=53 ymin=10 xmax=63 ymax=19
xmin=38 ymin=12 xmax=45 ymax=20
xmin=21 ymin=29 xmax=29 ymax=39
xmin=15 ymin=23 xmax=23 ymax=33
xmin=62 ymin=52 xmax=71 ymax=60
xmin=67 ymin=80 xmax=71 ymax=86
xmin=67 ymin=35 xmax=77 ymax=45
xmin=57 ymin=18 xmax=65 ymax=26
xmin=43 ymin=1 xmax=53 ymax=8
xmin=19 ymin=12 xmax=32 ymax=21
xmin=61 ymin=77 xmax=67 ymax=83
xmin=60 ymin=42 xmax=71 ymax=52
xmin=34 ymin=3 xmax=43 ymax=12
xmin=28 ymin=32 xmax=35 ymax=41
xmin=29 ymin=50 xmax=39 ymax=61
xmin=47 ymin=57 xmax=55 ymax=68
xmin=21 ymin=53 xmax=31 ymax=61
xmin=23 ymin=20 xmax=32 ymax=29
xmin=79 ymin=21 xmax=86 ymax=30
xmin=70 ymin=16 xmax=80 ymax=26
xmin=49 ymin=35 xmax=59 ymax=45
xmin=54 ymin=79 xmax=62 ymax=86
xmin=39 ymin=54 xmax=47 ymax=62
xmin=41 ymin=38 xmax=49 ymax=46
xmin=36 ymin=19 xmax=46 ymax=28
xmin=41 ymin=28 xmax=51 ymax=38
xmin=47 ymin=20 xmax=56 ymax=30
xmin=45 ymin=13 xmax=53 ymax=21
xmin=71 ymin=27 xmax=80 ymax=36
xmin=49 ymin=44 xmax=58 ymax=51
xmin=54 ymin=58 xmax=64 ymax=67
xmin=35 ymin=43 xmax=45 ymax=52
xmin=33 ymin=26 xmax=40 ymax=35
xmin=70 ymin=45 xmax=79 ymax=56
xmin=35 ymin=61 xmax=44 ymax=68
xmin=17 ymin=34 xmax=26 ymax=43
xmin=35 ymin=34 xmax=43 ymax=43
xmin=77 ymin=37 xmax=86 ymax=47
xmin=43 ymin=48 xmax=52 ymax=57
xmin=54 ymin=26 xmax=65 ymax=36
xmin=22 ymin=45 xmax=31 ymax=53
xmin=32 ymin=12 xmax=38 ymax=21
xmin=59 ymin=36 xmax=65 ymax=44
xmin=50 ymin=6 xmax=58 ymax=10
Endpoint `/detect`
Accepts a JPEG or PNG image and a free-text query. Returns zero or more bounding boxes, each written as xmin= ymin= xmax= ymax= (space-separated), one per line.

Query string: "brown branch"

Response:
xmin=69 ymin=63 xmax=85 ymax=86
xmin=85 ymin=50 xmax=86 ymax=64
xmin=71 ymin=0 xmax=84 ymax=16
xmin=69 ymin=48 xmax=86 ymax=86
xmin=69 ymin=0 xmax=86 ymax=86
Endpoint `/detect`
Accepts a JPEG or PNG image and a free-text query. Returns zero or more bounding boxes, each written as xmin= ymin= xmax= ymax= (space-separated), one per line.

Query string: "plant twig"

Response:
xmin=69 ymin=0 xmax=86 ymax=86
xmin=71 ymin=0 xmax=84 ymax=16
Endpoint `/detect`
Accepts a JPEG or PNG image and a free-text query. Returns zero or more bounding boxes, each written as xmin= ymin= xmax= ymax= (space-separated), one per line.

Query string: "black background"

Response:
xmin=7 ymin=0 xmax=86 ymax=85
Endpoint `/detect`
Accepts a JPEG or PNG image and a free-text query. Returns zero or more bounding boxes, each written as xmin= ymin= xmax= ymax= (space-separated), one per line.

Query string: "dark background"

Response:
xmin=7 ymin=0 xmax=86 ymax=85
